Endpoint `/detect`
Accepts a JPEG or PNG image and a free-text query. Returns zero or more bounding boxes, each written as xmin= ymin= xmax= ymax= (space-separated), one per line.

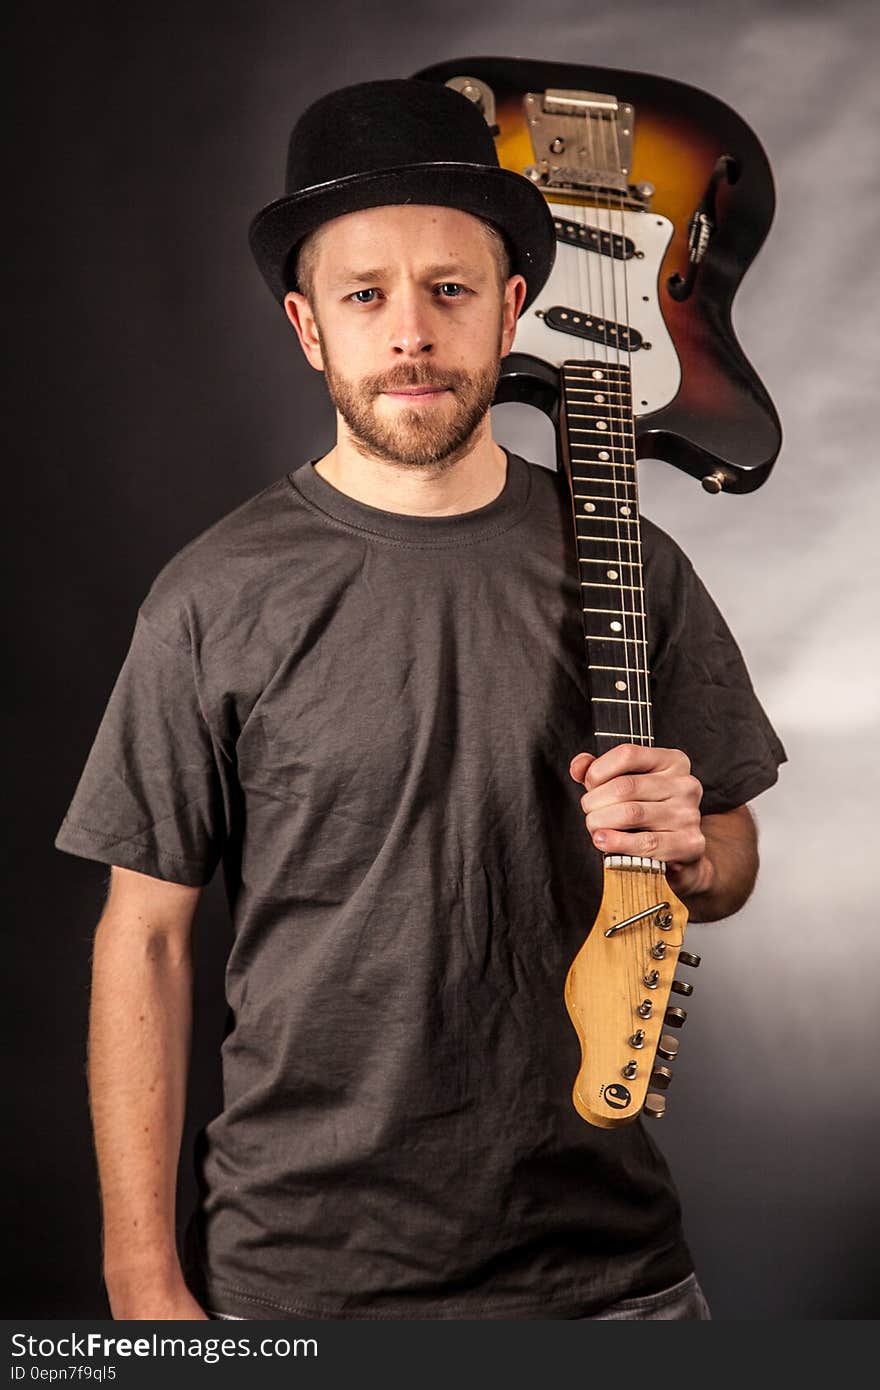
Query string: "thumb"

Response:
xmin=569 ymin=751 xmax=597 ymax=785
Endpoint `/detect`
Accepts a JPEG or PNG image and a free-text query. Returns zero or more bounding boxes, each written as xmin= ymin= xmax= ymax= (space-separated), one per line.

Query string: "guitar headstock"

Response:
xmin=564 ymin=859 xmax=697 ymax=1126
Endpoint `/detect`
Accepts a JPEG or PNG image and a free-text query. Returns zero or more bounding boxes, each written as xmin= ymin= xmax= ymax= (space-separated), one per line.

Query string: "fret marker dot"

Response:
xmin=596 ymin=420 xmax=608 ymax=430
xmin=607 ymin=569 xmax=618 ymax=579
xmin=620 ymin=505 xmax=631 ymax=516
xmin=598 ymin=451 xmax=610 ymax=460
xmin=594 ymin=394 xmax=605 ymax=403
xmin=591 ymin=370 xmax=604 ymax=379
xmin=610 ymin=621 xmax=622 ymax=632
xmin=615 ymin=680 xmax=627 ymax=692
xmin=584 ymin=502 xmax=596 ymax=513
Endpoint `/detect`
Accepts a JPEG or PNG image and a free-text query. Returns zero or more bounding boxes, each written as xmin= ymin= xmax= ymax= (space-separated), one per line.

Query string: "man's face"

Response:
xmin=284 ymin=205 xmax=526 ymax=470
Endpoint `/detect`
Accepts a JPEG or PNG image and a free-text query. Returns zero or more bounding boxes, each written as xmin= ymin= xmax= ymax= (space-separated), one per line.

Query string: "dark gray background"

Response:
xmin=7 ymin=0 xmax=878 ymax=1319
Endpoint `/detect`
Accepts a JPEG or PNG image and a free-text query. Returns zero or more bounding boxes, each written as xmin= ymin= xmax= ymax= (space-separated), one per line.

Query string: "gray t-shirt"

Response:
xmin=55 ymin=449 xmax=787 ymax=1319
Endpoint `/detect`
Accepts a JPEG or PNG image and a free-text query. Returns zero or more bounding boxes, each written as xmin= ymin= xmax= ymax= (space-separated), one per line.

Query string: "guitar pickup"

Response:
xmin=553 ymin=216 xmax=634 ymax=260
xmin=540 ymin=304 xmax=644 ymax=351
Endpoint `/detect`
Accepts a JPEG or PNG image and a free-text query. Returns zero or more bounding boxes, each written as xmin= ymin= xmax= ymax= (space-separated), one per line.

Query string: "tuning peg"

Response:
xmin=671 ymin=979 xmax=693 ymax=997
xmin=656 ymin=1033 xmax=680 ymax=1061
xmin=650 ymin=1065 xmax=673 ymax=1090
xmin=665 ymin=1005 xmax=687 ymax=1028
xmin=643 ymin=1092 xmax=666 ymax=1118
xmin=678 ymin=950 xmax=701 ymax=968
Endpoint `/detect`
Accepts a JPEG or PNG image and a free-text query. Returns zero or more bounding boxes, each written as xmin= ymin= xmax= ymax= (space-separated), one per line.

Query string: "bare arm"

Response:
xmin=665 ymin=804 xmax=759 ymax=923
xmin=89 ymin=865 xmax=208 ymax=1319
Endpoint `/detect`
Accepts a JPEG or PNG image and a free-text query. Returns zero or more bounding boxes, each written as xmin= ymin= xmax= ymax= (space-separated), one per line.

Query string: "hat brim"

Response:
xmin=248 ymin=162 xmax=556 ymax=313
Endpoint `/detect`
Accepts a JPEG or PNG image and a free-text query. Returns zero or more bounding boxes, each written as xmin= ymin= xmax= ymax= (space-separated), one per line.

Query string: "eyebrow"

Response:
xmin=328 ymin=262 xmax=488 ymax=289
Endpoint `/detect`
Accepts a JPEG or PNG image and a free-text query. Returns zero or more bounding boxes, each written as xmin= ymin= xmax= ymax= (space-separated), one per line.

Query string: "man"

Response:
xmin=55 ymin=79 xmax=786 ymax=1321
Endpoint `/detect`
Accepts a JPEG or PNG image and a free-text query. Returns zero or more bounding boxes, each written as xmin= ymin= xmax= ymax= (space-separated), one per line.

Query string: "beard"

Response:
xmin=317 ymin=318 xmax=504 ymax=471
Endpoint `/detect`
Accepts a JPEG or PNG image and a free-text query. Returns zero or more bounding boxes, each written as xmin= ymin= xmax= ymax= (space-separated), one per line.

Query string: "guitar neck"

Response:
xmin=559 ymin=360 xmax=654 ymax=760
xmin=557 ymin=362 xmax=691 ymax=1127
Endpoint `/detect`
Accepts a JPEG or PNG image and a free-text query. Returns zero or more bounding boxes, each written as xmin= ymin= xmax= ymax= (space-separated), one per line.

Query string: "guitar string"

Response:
xmin=610 ymin=109 xmax=665 ymax=942
xmin=577 ymin=115 xmax=625 ymax=862
xmin=608 ymin=105 xmax=652 ymax=1008
xmin=587 ymin=104 xmax=631 ymax=930
xmin=607 ymin=107 xmax=643 ymax=753
xmin=613 ymin=110 xmax=651 ymax=754
xmin=595 ymin=105 xmax=632 ymax=937
xmin=603 ymin=107 xmax=641 ymax=938
xmin=580 ymin=112 xmax=626 ymax=907
xmin=587 ymin=107 xmax=638 ymax=936
xmin=586 ymin=107 xmax=632 ymax=753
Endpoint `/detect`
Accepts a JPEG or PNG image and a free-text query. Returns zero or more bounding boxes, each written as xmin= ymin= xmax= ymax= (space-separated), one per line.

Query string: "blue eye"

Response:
xmin=437 ymin=283 xmax=465 ymax=297
xmin=351 ymin=288 xmax=378 ymax=303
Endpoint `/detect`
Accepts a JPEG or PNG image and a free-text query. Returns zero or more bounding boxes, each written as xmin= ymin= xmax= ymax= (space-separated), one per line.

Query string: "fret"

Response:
xmin=568 ymin=432 xmax=636 ymax=440
xmin=570 ymin=447 xmax=637 ymax=457
xmin=588 ymin=664 xmax=651 ymax=674
xmin=563 ymin=368 xmax=630 ymax=379
xmin=573 ymin=480 xmax=637 ymax=490
xmin=576 ymin=532 xmax=641 ymax=543
xmin=565 ymin=394 xmax=632 ymax=404
xmin=573 ymin=493 xmax=639 ymax=505
xmin=583 ymin=606 xmax=645 ymax=622
xmin=566 ymin=413 xmax=636 ymax=423
xmin=569 ymin=456 xmax=636 ymax=466
xmin=581 ymin=633 xmax=648 ymax=644
xmin=578 ymin=556 xmax=641 ymax=567
xmin=568 ymin=427 xmax=636 ymax=438
xmin=583 ymin=604 xmax=647 ymax=615
xmin=581 ymin=581 xmax=644 ymax=591
xmin=565 ymin=410 xmax=634 ymax=419
xmin=566 ymin=405 xmax=632 ymax=413
xmin=566 ymin=411 xmax=635 ymax=420
xmin=594 ymin=731 xmax=652 ymax=741
xmin=572 ymin=467 xmax=638 ymax=476
xmin=564 ymin=383 xmax=632 ymax=391
xmin=569 ymin=439 xmax=637 ymax=451
xmin=592 ymin=697 xmax=652 ymax=706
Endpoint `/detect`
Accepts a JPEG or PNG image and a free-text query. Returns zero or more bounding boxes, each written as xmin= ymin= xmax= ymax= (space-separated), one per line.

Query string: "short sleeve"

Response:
xmin=645 ymin=522 xmax=788 ymax=817
xmin=54 ymin=608 xmax=231 ymax=886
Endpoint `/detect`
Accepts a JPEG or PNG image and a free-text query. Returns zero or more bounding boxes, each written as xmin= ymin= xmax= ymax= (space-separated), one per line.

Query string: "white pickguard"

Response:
xmin=512 ymin=202 xmax=681 ymax=418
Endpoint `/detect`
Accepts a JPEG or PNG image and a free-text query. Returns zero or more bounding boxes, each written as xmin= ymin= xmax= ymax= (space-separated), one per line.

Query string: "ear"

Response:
xmin=283 ymin=291 xmax=325 ymax=372
xmin=500 ymin=275 xmax=528 ymax=357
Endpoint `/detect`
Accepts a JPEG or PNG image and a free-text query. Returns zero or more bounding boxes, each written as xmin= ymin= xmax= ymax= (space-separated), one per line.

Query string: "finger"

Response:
xmin=582 ymin=743 xmax=690 ymax=789
xmin=589 ymin=826 xmax=706 ymax=862
xmin=585 ymin=797 xmax=702 ymax=835
xmin=581 ymin=772 xmax=700 ymax=815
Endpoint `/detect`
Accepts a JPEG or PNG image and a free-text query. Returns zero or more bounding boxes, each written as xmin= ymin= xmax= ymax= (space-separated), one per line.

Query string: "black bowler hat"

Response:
xmin=248 ymin=78 xmax=556 ymax=314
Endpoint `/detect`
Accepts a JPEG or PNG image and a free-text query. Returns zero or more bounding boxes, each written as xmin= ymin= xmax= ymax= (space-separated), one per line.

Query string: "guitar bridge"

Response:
xmin=523 ymin=89 xmax=650 ymax=208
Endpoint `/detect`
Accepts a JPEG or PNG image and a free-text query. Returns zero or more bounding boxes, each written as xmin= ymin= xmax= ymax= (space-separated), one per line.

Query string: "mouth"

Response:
xmin=381 ymin=386 xmax=452 ymax=403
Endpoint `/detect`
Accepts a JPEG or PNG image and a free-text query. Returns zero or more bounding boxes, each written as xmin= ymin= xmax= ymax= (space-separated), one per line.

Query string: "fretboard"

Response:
xmin=559 ymin=360 xmax=653 ymax=756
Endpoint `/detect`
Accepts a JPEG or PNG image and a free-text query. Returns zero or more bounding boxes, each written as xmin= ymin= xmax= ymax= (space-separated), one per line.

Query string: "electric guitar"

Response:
xmin=412 ymin=56 xmax=779 ymax=1126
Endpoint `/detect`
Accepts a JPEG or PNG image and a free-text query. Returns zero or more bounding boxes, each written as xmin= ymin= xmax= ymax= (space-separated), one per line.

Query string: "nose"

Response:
xmin=388 ymin=284 xmax=435 ymax=357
